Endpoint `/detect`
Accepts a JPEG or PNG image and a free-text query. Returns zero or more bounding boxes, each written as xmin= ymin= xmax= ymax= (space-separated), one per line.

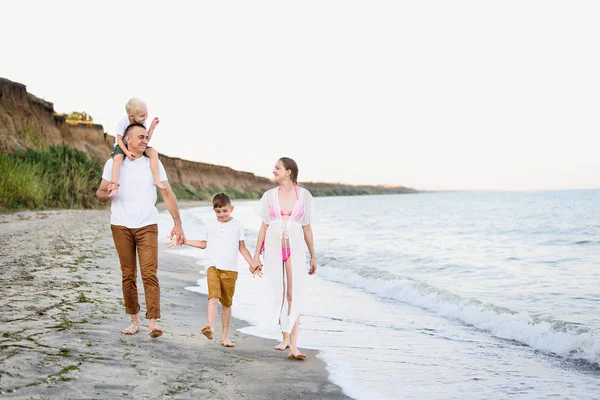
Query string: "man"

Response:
xmin=96 ymin=123 xmax=185 ymax=337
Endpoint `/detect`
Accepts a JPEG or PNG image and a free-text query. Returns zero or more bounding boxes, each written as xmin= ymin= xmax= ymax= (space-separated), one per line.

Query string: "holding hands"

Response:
xmin=107 ymin=182 xmax=120 ymax=198
xmin=171 ymin=225 xmax=185 ymax=245
xmin=166 ymin=235 xmax=179 ymax=248
xmin=250 ymin=257 xmax=263 ymax=278
xmin=166 ymin=227 xmax=186 ymax=248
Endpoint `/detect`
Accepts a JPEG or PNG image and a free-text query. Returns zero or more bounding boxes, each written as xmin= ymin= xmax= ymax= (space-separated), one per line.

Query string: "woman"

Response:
xmin=253 ymin=157 xmax=317 ymax=360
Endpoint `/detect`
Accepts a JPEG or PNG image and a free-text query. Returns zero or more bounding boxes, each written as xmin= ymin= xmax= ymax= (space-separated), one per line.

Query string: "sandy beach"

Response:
xmin=0 ymin=208 xmax=350 ymax=399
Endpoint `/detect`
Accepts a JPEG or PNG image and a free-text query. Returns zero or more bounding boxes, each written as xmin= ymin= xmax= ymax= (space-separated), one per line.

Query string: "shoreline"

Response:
xmin=157 ymin=199 xmax=212 ymax=211
xmin=0 ymin=209 xmax=349 ymax=399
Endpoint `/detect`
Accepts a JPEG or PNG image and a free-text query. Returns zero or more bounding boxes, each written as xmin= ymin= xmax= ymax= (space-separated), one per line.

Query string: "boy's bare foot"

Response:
xmin=121 ymin=324 xmax=139 ymax=335
xmin=153 ymin=180 xmax=166 ymax=190
xmin=287 ymin=347 xmax=306 ymax=360
xmin=274 ymin=340 xmax=290 ymax=351
xmin=201 ymin=325 xmax=214 ymax=340
xmin=221 ymin=338 xmax=235 ymax=347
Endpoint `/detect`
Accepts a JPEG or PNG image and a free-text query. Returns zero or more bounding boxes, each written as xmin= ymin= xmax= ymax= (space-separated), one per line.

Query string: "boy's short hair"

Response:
xmin=212 ymin=192 xmax=232 ymax=208
xmin=125 ymin=98 xmax=148 ymax=115
xmin=124 ymin=123 xmax=146 ymax=138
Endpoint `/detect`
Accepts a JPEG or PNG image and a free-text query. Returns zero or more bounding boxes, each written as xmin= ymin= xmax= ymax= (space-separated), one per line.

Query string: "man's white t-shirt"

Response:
xmin=114 ymin=115 xmax=157 ymax=147
xmin=200 ymin=219 xmax=246 ymax=272
xmin=101 ymin=157 xmax=168 ymax=228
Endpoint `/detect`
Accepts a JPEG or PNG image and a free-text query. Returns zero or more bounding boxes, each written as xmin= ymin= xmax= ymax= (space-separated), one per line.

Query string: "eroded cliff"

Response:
xmin=0 ymin=77 xmax=416 ymax=198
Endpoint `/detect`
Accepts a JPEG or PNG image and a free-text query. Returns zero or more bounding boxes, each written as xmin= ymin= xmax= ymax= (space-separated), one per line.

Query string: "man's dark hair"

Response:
xmin=124 ymin=123 xmax=146 ymax=138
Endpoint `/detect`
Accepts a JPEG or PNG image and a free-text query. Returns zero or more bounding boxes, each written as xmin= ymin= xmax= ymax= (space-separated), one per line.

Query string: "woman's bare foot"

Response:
xmin=287 ymin=347 xmax=306 ymax=360
xmin=153 ymin=180 xmax=166 ymax=190
xmin=201 ymin=324 xmax=214 ymax=340
xmin=121 ymin=324 xmax=139 ymax=335
xmin=221 ymin=338 xmax=235 ymax=347
xmin=274 ymin=340 xmax=290 ymax=351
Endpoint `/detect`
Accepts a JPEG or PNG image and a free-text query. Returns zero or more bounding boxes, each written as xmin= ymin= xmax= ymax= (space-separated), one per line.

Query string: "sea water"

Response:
xmin=159 ymin=190 xmax=600 ymax=399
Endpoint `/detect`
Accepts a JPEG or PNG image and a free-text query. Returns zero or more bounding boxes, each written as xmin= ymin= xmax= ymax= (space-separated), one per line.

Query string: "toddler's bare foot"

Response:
xmin=121 ymin=324 xmax=139 ymax=335
xmin=221 ymin=338 xmax=235 ymax=347
xmin=153 ymin=180 xmax=166 ymax=190
xmin=274 ymin=340 xmax=290 ymax=351
xmin=201 ymin=324 xmax=214 ymax=340
xmin=108 ymin=182 xmax=119 ymax=197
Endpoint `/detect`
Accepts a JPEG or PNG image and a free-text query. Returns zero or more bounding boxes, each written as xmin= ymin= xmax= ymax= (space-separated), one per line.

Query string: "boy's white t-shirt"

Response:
xmin=114 ymin=115 xmax=157 ymax=147
xmin=101 ymin=157 xmax=168 ymax=228
xmin=200 ymin=219 xmax=246 ymax=272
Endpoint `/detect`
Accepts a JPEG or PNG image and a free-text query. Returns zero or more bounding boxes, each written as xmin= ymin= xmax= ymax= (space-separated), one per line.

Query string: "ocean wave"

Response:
xmin=319 ymin=266 xmax=600 ymax=366
xmin=540 ymin=239 xmax=600 ymax=246
xmin=573 ymin=240 xmax=598 ymax=245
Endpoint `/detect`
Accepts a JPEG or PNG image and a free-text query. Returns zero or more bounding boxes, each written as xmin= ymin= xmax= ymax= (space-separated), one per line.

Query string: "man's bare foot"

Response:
xmin=287 ymin=348 xmax=306 ymax=360
xmin=148 ymin=320 xmax=163 ymax=338
xmin=274 ymin=340 xmax=290 ymax=351
xmin=201 ymin=324 xmax=214 ymax=340
xmin=222 ymin=338 xmax=235 ymax=347
xmin=149 ymin=328 xmax=163 ymax=338
xmin=153 ymin=180 xmax=166 ymax=190
xmin=121 ymin=324 xmax=139 ymax=335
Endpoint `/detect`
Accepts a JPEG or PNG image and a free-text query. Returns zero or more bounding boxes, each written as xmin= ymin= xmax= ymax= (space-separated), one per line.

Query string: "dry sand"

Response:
xmin=0 ymin=209 xmax=350 ymax=399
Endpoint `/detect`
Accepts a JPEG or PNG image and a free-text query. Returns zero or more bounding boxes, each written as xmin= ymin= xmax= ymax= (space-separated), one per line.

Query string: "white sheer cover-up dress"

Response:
xmin=256 ymin=186 xmax=313 ymax=333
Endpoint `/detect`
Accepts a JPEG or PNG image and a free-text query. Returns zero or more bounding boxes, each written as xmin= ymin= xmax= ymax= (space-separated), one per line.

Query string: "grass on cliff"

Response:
xmin=0 ymin=145 xmax=102 ymax=211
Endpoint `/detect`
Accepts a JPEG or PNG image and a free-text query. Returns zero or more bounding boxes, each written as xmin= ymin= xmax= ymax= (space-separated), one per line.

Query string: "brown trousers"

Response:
xmin=111 ymin=224 xmax=160 ymax=319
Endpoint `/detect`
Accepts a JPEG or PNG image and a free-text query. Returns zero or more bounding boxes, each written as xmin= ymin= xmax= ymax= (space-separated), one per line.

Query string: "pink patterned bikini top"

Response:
xmin=269 ymin=185 xmax=304 ymax=218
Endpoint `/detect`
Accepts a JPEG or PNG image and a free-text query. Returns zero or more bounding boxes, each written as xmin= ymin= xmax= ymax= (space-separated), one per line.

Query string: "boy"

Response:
xmin=108 ymin=98 xmax=165 ymax=197
xmin=170 ymin=193 xmax=258 ymax=347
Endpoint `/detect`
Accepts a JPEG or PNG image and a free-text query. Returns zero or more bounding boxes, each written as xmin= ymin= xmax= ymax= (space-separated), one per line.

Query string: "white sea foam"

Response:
xmin=319 ymin=266 xmax=600 ymax=366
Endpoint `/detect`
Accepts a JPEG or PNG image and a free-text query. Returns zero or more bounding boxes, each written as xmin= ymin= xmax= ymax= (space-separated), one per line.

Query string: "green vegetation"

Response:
xmin=58 ymin=348 xmax=71 ymax=357
xmin=0 ymin=145 xmax=103 ymax=211
xmin=24 ymin=127 xmax=44 ymax=149
xmin=165 ymin=183 xmax=414 ymax=202
xmin=66 ymin=111 xmax=93 ymax=121
xmin=307 ymin=187 xmax=415 ymax=196
xmin=0 ymin=143 xmax=416 ymax=211
xmin=308 ymin=188 xmax=371 ymax=197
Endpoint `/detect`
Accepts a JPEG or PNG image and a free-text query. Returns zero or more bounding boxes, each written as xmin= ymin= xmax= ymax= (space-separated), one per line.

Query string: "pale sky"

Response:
xmin=1 ymin=1 xmax=599 ymax=191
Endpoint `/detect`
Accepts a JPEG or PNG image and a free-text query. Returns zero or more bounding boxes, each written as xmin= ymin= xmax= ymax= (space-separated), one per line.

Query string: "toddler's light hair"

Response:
xmin=125 ymin=98 xmax=148 ymax=115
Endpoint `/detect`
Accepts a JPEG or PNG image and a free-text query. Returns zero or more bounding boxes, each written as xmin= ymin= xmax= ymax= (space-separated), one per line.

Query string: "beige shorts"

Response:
xmin=207 ymin=267 xmax=238 ymax=307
